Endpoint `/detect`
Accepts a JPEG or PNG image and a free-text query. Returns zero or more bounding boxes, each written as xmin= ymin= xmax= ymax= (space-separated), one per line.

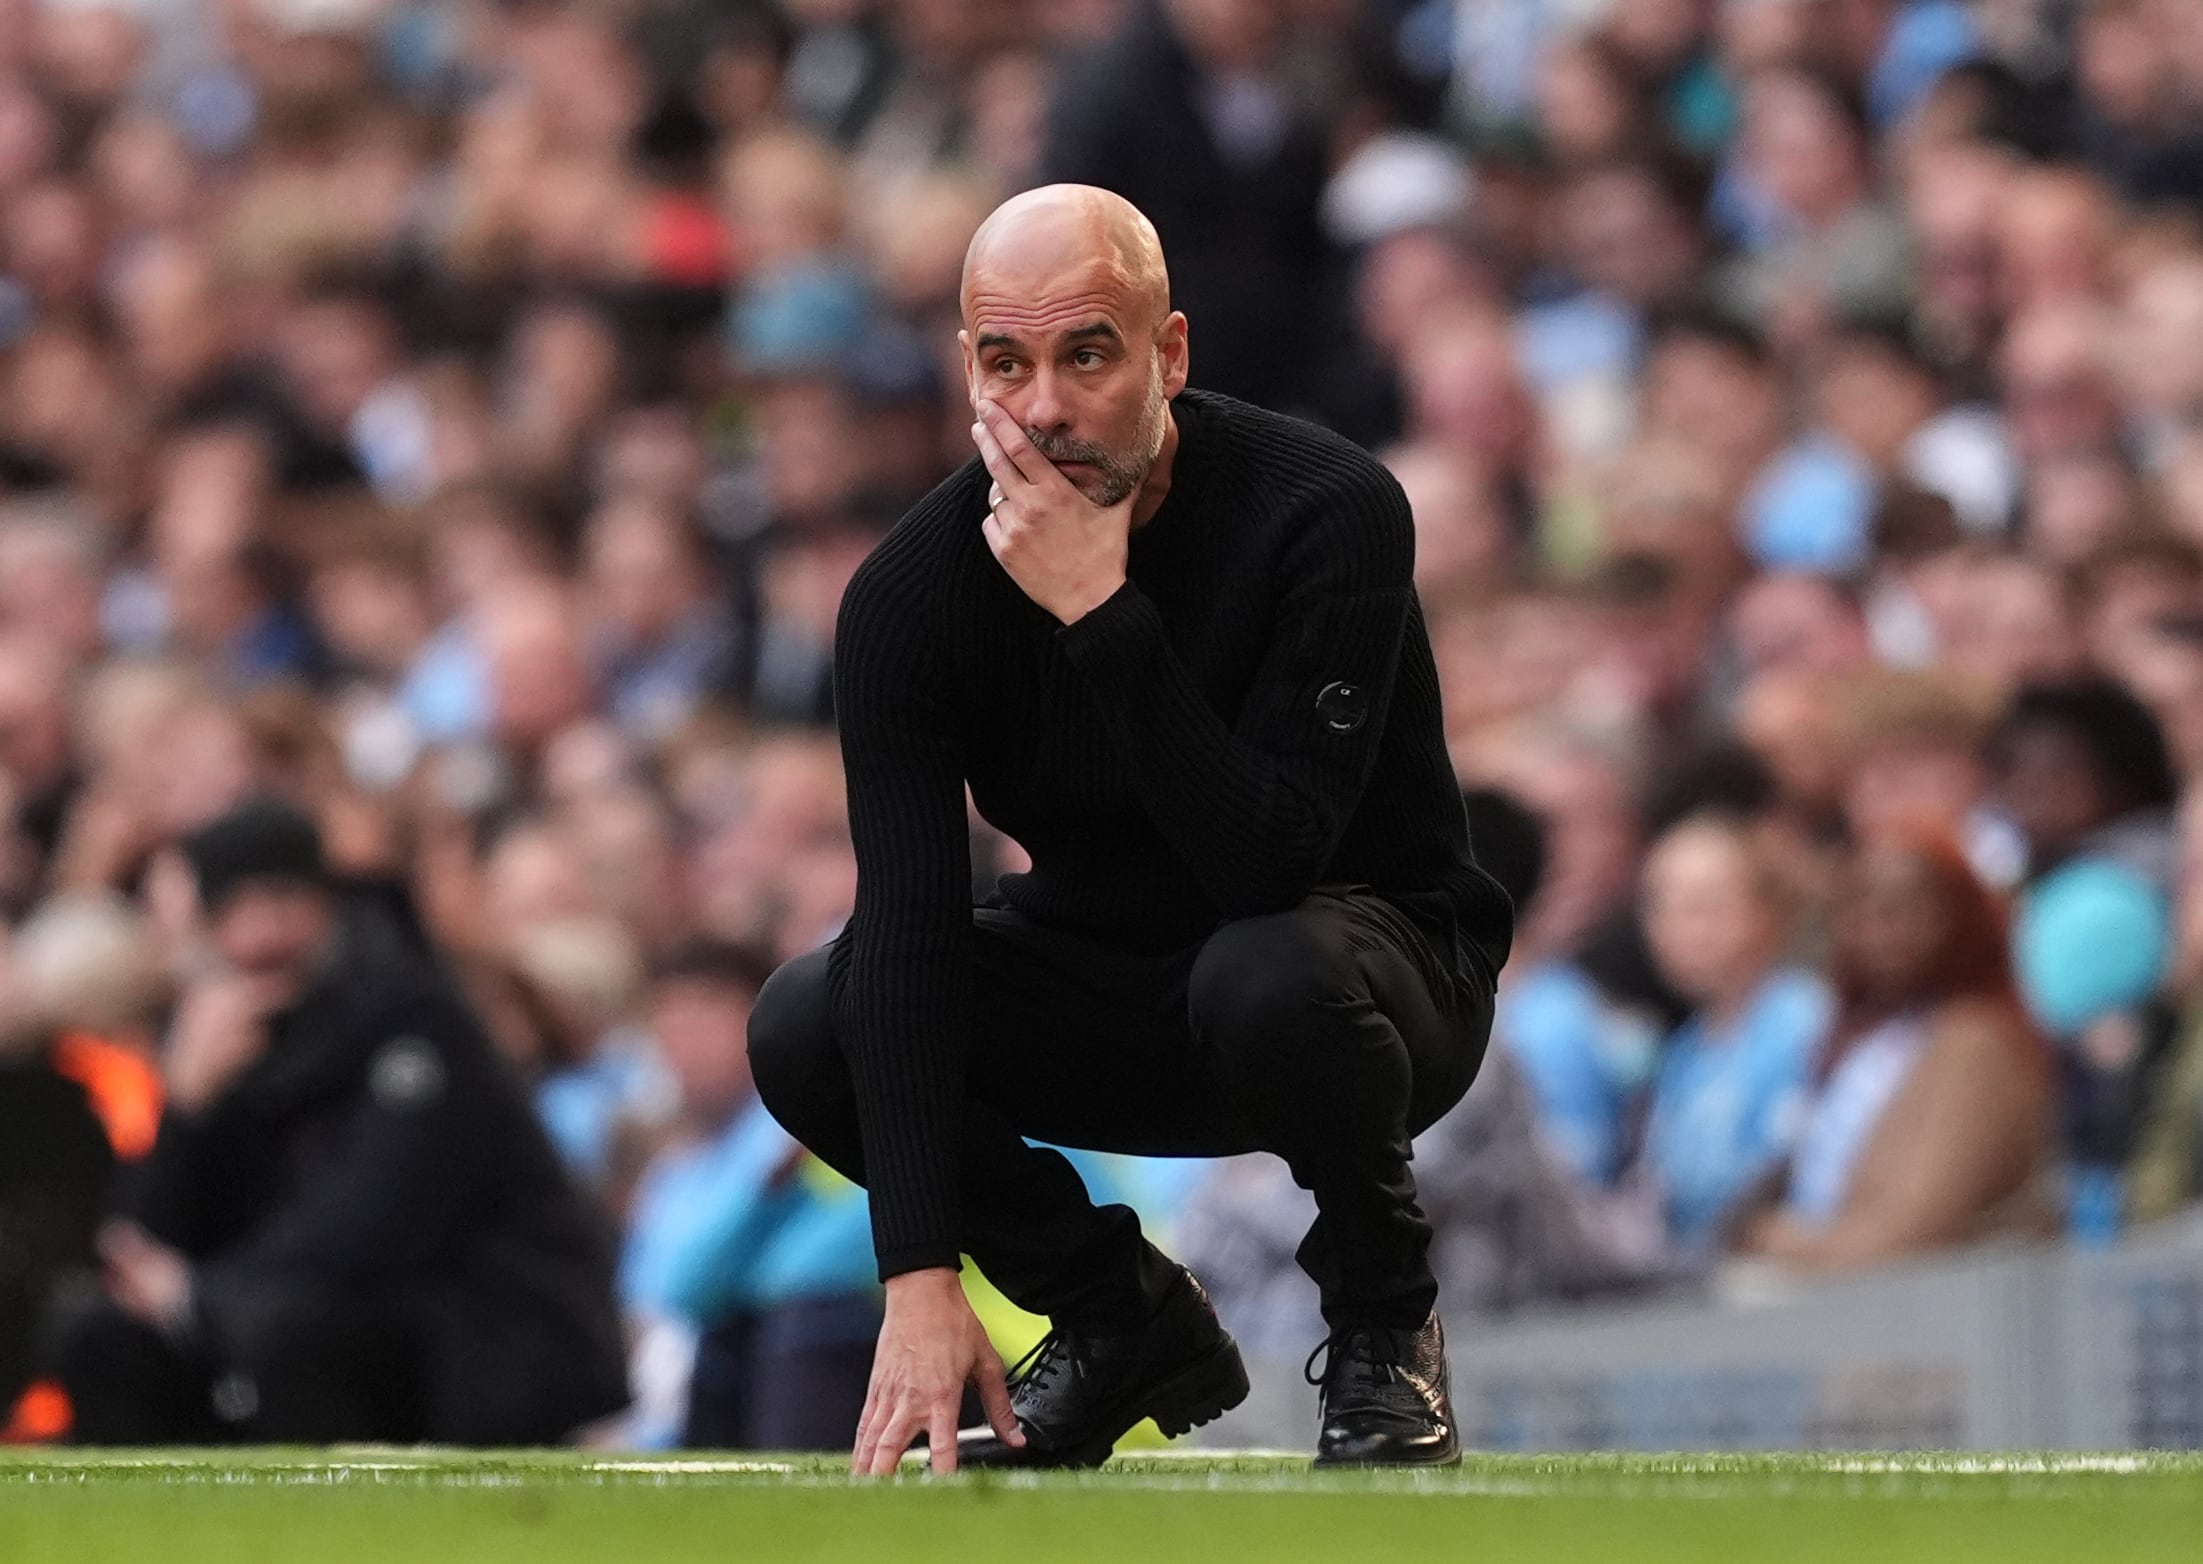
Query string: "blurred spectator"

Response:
xmin=619 ymin=937 xmax=876 ymax=1451
xmin=2131 ymin=785 xmax=2203 ymax=1222
xmin=55 ymin=798 xmax=626 ymax=1444
xmin=1638 ymin=813 xmax=1831 ymax=1255
xmin=1384 ymin=441 xmax=1515 ymax=620
xmin=1833 ymin=666 xmax=2021 ymax=888
xmin=2070 ymin=0 xmax=2203 ymax=207
xmin=1036 ymin=0 xmax=1342 ymax=414
xmin=1740 ymin=834 xmax=2057 ymax=1271
xmin=519 ymin=911 xmax=670 ymax=1200
xmin=0 ymin=890 xmax=164 ymax=1437
xmin=580 ymin=498 xmax=738 ymax=738
xmin=1992 ymin=678 xmax=2181 ymax=1236
xmin=1727 ymin=571 xmax=1874 ymax=685
xmin=1477 ymin=717 xmax=1675 ymax=1192
xmin=1716 ymin=64 xmax=1911 ymax=347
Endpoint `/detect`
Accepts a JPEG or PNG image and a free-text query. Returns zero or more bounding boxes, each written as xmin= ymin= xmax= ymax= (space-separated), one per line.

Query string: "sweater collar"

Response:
xmin=1133 ymin=389 xmax=1216 ymax=547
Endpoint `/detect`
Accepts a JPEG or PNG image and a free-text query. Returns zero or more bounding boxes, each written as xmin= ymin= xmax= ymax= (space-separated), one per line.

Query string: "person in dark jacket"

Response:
xmin=0 ymin=1047 xmax=112 ymax=1417
xmin=1033 ymin=0 xmax=1346 ymax=417
xmin=56 ymin=796 xmax=629 ymax=1445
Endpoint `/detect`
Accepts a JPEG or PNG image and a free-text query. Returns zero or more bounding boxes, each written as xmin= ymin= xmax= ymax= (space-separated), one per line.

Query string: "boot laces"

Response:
xmin=1009 ymin=1327 xmax=1085 ymax=1396
xmin=1303 ymin=1324 xmax=1407 ymax=1391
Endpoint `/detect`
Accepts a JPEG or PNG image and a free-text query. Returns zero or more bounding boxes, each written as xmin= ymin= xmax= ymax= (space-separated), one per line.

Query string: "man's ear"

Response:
xmin=958 ymin=328 xmax=979 ymax=412
xmin=1158 ymin=311 xmax=1190 ymax=398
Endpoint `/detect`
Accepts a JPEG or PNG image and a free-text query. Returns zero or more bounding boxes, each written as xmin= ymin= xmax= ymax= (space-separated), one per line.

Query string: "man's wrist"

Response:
xmin=875 ymin=1237 xmax=964 ymax=1283
xmin=1056 ymin=574 xmax=1129 ymax=625
xmin=885 ymin=1265 xmax=962 ymax=1297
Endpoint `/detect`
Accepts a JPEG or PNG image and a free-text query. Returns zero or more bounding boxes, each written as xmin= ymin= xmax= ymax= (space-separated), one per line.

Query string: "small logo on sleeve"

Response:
xmin=1316 ymin=681 xmax=1367 ymax=733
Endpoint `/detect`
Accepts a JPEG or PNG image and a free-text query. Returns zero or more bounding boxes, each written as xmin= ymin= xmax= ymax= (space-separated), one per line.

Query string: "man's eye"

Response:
xmin=1074 ymin=349 xmax=1104 ymax=368
xmin=992 ymin=359 xmax=1023 ymax=378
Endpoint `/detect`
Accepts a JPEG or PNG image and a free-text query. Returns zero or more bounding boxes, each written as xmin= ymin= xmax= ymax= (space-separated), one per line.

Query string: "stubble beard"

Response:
xmin=1026 ymin=367 xmax=1169 ymax=507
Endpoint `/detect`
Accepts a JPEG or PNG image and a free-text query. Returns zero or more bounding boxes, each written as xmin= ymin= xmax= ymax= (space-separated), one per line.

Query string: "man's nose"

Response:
xmin=1019 ymin=366 xmax=1071 ymax=435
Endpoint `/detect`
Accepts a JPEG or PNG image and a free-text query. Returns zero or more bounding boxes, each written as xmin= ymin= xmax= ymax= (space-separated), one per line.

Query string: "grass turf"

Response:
xmin=4 ymin=1449 xmax=2201 ymax=1563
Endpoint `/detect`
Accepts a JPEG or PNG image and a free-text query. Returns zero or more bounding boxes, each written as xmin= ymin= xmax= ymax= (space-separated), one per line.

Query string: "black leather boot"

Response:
xmin=1307 ymin=1310 xmax=1461 ymax=1467
xmin=955 ymin=1266 xmax=1249 ymax=1469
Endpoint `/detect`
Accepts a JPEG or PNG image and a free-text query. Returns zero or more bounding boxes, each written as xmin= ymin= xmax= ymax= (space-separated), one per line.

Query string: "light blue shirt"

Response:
xmin=1499 ymin=960 xmax=1664 ymax=1187
xmin=537 ymin=1029 xmax=675 ymax=1188
xmin=398 ymin=618 xmax=491 ymax=743
xmin=1645 ymin=968 xmax=1831 ymax=1251
xmin=1744 ymin=434 xmax=1877 ymax=573
xmin=1870 ymin=2 xmax=1982 ymax=128
xmin=621 ymin=1098 xmax=876 ymax=1323
xmin=1516 ymin=292 xmax=1642 ymax=396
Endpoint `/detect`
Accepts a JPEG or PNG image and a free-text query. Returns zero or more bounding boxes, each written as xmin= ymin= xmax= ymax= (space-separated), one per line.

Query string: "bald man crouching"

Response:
xmin=747 ymin=186 xmax=1512 ymax=1474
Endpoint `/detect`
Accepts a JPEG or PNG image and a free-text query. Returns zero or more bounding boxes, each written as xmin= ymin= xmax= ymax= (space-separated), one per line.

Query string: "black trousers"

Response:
xmin=749 ymin=888 xmax=1496 ymax=1331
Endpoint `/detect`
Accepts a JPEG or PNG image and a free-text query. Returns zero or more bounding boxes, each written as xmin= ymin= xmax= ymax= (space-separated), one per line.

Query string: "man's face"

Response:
xmin=961 ymin=253 xmax=1186 ymax=506
xmin=207 ymin=882 xmax=338 ymax=1010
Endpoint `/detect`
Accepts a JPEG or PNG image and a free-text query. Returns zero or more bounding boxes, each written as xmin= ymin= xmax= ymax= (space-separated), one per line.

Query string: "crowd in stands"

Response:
xmin=7 ymin=0 xmax=2203 ymax=1450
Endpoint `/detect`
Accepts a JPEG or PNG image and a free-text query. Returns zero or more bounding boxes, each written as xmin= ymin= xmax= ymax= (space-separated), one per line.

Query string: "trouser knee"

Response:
xmin=746 ymin=945 xmax=855 ymax=1151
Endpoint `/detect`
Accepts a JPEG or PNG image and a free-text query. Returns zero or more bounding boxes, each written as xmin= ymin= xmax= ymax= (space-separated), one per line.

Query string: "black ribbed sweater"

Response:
xmin=827 ymin=389 xmax=1514 ymax=1277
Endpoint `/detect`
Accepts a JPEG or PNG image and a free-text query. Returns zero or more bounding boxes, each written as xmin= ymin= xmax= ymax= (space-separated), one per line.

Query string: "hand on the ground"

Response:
xmin=99 ymin=1221 xmax=192 ymax=1332
xmin=853 ymin=1266 xmax=1023 ymax=1477
xmin=973 ymin=398 xmax=1132 ymax=625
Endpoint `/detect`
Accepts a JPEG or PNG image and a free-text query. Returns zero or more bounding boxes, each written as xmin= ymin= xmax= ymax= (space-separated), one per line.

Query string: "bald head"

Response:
xmin=958 ymin=185 xmax=1188 ymax=507
xmin=960 ymin=185 xmax=1170 ymax=333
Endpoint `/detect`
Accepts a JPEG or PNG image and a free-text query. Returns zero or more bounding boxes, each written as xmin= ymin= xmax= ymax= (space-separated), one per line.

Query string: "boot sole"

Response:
xmin=1312 ymin=1441 xmax=1463 ymax=1470
xmin=1065 ymin=1333 xmax=1251 ymax=1465
xmin=971 ymin=1335 xmax=1251 ymax=1470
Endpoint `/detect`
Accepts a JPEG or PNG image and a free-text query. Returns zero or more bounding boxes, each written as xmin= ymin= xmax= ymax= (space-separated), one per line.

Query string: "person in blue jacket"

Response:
xmin=621 ymin=939 xmax=879 ymax=1450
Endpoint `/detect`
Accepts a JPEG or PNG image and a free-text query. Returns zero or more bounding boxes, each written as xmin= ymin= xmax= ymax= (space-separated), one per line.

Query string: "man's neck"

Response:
xmin=1130 ymin=407 xmax=1181 ymax=531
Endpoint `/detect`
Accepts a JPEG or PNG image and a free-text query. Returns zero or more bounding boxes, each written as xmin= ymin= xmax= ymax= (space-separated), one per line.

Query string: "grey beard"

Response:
xmin=1027 ymin=374 xmax=1168 ymax=507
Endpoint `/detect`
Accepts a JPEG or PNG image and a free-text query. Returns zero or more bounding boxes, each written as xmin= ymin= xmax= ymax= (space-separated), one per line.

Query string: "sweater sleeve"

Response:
xmin=1055 ymin=464 xmax=1415 ymax=917
xmin=826 ymin=545 xmax=974 ymax=1279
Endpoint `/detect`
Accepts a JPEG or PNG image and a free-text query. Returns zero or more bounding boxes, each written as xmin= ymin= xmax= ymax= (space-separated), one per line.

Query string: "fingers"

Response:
xmin=976 ymin=1348 xmax=1025 ymax=1448
xmin=971 ymin=405 xmax=1033 ymax=490
xmin=852 ymin=1377 xmax=933 ymax=1479
xmin=851 ymin=1377 xmax=881 ymax=1476
xmin=974 ymin=399 xmax=1046 ymax=483
xmin=927 ymin=1403 xmax=960 ymax=1477
xmin=864 ymin=1408 xmax=916 ymax=1478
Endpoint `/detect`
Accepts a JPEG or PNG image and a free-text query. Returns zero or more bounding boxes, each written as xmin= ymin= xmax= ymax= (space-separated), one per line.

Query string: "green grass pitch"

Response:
xmin=5 ymin=1449 xmax=2201 ymax=1563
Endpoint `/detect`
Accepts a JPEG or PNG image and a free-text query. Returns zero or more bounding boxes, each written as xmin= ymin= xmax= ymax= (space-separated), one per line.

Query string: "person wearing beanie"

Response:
xmin=54 ymin=795 xmax=630 ymax=1446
